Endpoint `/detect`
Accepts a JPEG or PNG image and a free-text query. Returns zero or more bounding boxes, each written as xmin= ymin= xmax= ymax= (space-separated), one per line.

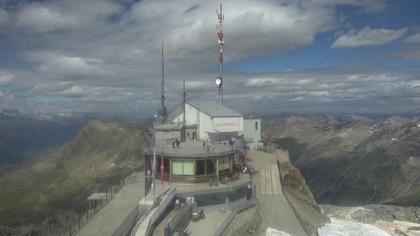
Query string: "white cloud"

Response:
xmin=404 ymin=32 xmax=420 ymax=44
xmin=25 ymin=52 xmax=106 ymax=78
xmin=184 ymin=81 xmax=213 ymax=90
xmin=16 ymin=5 xmax=78 ymax=32
xmin=30 ymin=81 xmax=72 ymax=93
xmin=346 ymin=74 xmax=402 ymax=82
xmin=0 ymin=0 xmax=418 ymax=115
xmin=308 ymin=90 xmax=330 ymax=97
xmin=57 ymin=85 xmax=138 ymax=102
xmin=128 ymin=0 xmax=335 ymax=62
xmin=332 ymin=27 xmax=407 ymax=48
xmin=244 ymin=78 xmax=284 ymax=87
xmin=0 ymin=70 xmax=15 ymax=85
xmin=0 ymin=9 xmax=9 ymax=25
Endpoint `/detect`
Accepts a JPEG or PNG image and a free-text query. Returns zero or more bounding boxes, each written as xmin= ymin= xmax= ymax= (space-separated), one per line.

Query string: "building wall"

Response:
xmin=243 ymin=119 xmax=262 ymax=150
xmin=173 ymin=103 xmax=199 ymax=126
xmin=155 ymin=130 xmax=181 ymax=146
xmin=213 ymin=117 xmax=244 ymax=133
xmin=172 ymin=103 xmax=244 ymax=141
xmin=198 ymin=111 xmax=213 ymax=140
xmin=199 ymin=114 xmax=244 ymax=141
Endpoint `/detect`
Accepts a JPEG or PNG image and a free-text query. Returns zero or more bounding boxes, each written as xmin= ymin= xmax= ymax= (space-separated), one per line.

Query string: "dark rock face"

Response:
xmin=279 ymin=161 xmax=330 ymax=236
xmin=264 ymin=115 xmax=420 ymax=206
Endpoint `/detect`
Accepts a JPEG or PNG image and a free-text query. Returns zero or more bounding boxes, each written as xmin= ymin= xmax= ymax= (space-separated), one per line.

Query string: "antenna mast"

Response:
xmin=160 ymin=41 xmax=167 ymax=122
xmin=216 ymin=3 xmax=224 ymax=104
xmin=182 ymin=80 xmax=186 ymax=125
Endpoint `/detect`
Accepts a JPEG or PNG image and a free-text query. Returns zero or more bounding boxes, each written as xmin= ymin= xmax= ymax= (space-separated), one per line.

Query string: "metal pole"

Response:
xmin=153 ymin=151 xmax=156 ymax=204
xmin=161 ymin=41 xmax=167 ymax=122
xmin=160 ymin=150 xmax=164 ymax=185
xmin=217 ymin=3 xmax=224 ymax=104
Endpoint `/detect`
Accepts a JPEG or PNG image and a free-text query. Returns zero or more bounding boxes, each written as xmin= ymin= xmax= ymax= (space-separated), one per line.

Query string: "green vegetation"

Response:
xmin=0 ymin=120 xmax=147 ymax=234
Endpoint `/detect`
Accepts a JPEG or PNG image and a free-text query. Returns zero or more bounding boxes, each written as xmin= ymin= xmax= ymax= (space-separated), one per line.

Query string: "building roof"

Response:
xmin=188 ymin=100 xmax=242 ymax=118
xmin=168 ymin=99 xmax=243 ymax=120
xmin=167 ymin=103 xmax=183 ymax=121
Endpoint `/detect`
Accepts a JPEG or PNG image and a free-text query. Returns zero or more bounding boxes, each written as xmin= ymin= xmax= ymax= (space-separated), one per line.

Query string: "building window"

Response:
xmin=219 ymin=157 xmax=230 ymax=170
xmin=206 ymin=160 xmax=215 ymax=175
xmin=172 ymin=160 xmax=193 ymax=176
xmin=255 ymin=121 xmax=258 ymax=130
xmin=173 ymin=161 xmax=183 ymax=175
xmin=196 ymin=160 xmax=206 ymax=175
xmin=183 ymin=161 xmax=193 ymax=175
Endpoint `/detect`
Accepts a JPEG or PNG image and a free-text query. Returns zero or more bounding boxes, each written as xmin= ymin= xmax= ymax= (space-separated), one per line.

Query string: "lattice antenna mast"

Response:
xmin=216 ymin=3 xmax=224 ymax=104
xmin=160 ymin=41 xmax=167 ymax=122
xmin=182 ymin=80 xmax=186 ymax=125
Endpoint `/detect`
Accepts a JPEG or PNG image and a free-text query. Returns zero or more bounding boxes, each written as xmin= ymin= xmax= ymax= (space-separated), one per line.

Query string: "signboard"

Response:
xmin=213 ymin=119 xmax=240 ymax=131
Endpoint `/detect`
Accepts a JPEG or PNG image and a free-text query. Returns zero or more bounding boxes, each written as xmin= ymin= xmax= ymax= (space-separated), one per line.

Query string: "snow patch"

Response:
xmin=318 ymin=218 xmax=391 ymax=236
xmin=266 ymin=227 xmax=291 ymax=236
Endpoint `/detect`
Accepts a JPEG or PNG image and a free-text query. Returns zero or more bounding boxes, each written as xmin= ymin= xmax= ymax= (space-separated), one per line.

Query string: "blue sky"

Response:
xmin=0 ymin=0 xmax=419 ymax=116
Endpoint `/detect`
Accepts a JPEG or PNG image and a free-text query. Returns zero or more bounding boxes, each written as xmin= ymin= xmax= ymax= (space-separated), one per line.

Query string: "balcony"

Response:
xmin=155 ymin=141 xmax=235 ymax=159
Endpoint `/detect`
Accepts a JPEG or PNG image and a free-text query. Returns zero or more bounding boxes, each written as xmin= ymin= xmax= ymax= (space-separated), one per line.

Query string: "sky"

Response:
xmin=0 ymin=0 xmax=420 ymax=117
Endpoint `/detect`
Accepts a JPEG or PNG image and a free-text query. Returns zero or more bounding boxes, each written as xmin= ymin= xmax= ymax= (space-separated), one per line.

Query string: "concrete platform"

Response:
xmin=131 ymin=173 xmax=252 ymax=236
xmin=174 ymin=173 xmax=251 ymax=197
xmin=187 ymin=207 xmax=231 ymax=236
xmin=76 ymin=172 xmax=145 ymax=236
xmin=249 ymin=150 xmax=307 ymax=236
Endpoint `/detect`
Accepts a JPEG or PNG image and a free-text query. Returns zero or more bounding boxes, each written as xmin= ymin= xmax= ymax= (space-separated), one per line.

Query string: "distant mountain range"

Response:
xmin=0 ymin=109 xmax=90 ymax=168
xmin=264 ymin=115 xmax=420 ymax=206
xmin=0 ymin=109 xmax=149 ymax=168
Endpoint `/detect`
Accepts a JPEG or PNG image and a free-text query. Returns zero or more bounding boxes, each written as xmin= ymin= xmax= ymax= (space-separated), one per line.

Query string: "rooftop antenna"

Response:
xmin=216 ymin=3 xmax=224 ymax=104
xmin=160 ymin=41 xmax=167 ymax=122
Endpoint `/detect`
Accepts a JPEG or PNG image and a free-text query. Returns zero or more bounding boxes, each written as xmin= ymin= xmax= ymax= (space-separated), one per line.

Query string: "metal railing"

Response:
xmin=129 ymin=187 xmax=175 ymax=236
xmin=144 ymin=188 xmax=177 ymax=236
xmin=58 ymin=174 xmax=142 ymax=236
xmin=165 ymin=202 xmax=194 ymax=236
xmin=276 ymin=159 xmax=309 ymax=236
xmin=213 ymin=197 xmax=257 ymax=236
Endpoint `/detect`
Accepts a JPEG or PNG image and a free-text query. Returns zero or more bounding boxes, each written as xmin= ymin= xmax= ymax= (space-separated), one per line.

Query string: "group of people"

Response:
xmin=202 ymin=140 xmax=216 ymax=153
xmin=172 ymin=139 xmax=180 ymax=148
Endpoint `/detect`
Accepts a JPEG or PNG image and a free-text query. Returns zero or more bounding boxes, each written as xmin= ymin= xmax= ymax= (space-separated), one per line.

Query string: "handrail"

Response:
xmin=130 ymin=187 xmax=173 ymax=236
xmin=276 ymin=159 xmax=309 ymax=236
xmin=144 ymin=188 xmax=177 ymax=236
xmin=212 ymin=198 xmax=257 ymax=236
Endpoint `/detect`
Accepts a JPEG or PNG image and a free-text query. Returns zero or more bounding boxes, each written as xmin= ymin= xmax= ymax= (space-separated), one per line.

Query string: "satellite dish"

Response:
xmin=216 ymin=78 xmax=222 ymax=85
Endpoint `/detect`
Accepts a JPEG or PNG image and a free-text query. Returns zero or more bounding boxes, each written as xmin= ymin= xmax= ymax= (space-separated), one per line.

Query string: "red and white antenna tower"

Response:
xmin=216 ymin=3 xmax=224 ymax=104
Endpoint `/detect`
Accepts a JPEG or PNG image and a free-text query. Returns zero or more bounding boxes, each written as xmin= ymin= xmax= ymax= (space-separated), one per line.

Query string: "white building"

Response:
xmin=157 ymin=99 xmax=261 ymax=149
xmin=243 ymin=117 xmax=263 ymax=150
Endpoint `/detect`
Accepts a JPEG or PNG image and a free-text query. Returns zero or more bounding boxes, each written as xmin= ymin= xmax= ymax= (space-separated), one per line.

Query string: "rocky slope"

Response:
xmin=0 ymin=120 xmax=148 ymax=235
xmin=278 ymin=158 xmax=330 ymax=235
xmin=0 ymin=111 xmax=87 ymax=168
xmin=264 ymin=115 xmax=420 ymax=206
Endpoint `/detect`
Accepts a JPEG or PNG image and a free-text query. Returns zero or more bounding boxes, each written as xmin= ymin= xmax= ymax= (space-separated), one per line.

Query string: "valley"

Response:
xmin=264 ymin=114 xmax=420 ymax=206
xmin=0 ymin=119 xmax=148 ymax=235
